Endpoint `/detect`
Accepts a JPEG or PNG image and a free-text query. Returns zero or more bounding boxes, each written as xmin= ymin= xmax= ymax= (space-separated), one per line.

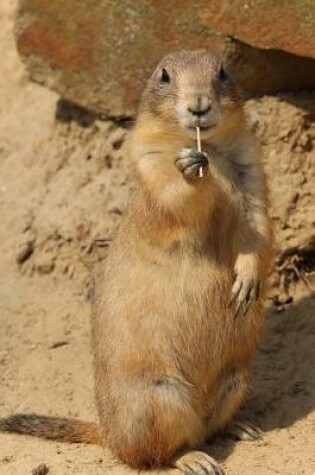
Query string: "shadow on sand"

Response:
xmin=206 ymin=293 xmax=315 ymax=465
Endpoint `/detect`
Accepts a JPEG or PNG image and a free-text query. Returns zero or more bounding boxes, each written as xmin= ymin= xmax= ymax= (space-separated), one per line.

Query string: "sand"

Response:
xmin=0 ymin=2 xmax=314 ymax=474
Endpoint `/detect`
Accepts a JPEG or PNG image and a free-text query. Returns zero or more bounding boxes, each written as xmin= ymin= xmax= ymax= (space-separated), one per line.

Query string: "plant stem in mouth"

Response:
xmin=196 ymin=126 xmax=203 ymax=177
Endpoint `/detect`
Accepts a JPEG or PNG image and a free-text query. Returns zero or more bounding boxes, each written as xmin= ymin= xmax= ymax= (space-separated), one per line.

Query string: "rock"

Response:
xmin=34 ymin=255 xmax=55 ymax=274
xmin=15 ymin=1 xmax=315 ymax=116
xmin=16 ymin=241 xmax=34 ymax=264
xmin=32 ymin=464 xmax=49 ymax=475
xmin=49 ymin=340 xmax=69 ymax=349
xmin=204 ymin=1 xmax=315 ymax=60
xmin=15 ymin=0 xmax=224 ymax=116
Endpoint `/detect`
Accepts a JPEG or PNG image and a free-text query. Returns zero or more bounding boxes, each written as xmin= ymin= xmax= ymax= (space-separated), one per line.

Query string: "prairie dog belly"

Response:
xmin=94 ymin=241 xmax=251 ymax=392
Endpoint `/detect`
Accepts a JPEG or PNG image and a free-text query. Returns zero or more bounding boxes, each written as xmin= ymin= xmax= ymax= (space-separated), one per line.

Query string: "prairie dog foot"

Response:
xmin=175 ymin=148 xmax=209 ymax=179
xmin=225 ymin=421 xmax=263 ymax=441
xmin=173 ymin=450 xmax=225 ymax=475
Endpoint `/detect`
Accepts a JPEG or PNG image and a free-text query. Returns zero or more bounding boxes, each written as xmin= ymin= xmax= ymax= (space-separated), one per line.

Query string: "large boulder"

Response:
xmin=15 ymin=0 xmax=315 ymax=116
xmin=205 ymin=1 xmax=315 ymax=60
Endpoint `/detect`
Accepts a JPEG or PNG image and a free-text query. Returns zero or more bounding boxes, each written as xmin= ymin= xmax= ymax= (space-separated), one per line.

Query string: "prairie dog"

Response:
xmin=0 ymin=50 xmax=272 ymax=475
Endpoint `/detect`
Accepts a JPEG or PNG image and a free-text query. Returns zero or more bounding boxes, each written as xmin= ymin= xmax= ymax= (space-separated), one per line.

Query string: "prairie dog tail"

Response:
xmin=0 ymin=413 xmax=103 ymax=445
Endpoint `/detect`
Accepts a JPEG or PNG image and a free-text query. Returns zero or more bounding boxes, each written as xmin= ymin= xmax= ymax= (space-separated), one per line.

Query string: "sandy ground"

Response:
xmin=0 ymin=2 xmax=314 ymax=474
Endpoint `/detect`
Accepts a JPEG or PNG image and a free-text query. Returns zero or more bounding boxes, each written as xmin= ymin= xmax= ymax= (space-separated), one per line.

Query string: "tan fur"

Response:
xmin=92 ymin=50 xmax=272 ymax=469
xmin=0 ymin=50 xmax=272 ymax=472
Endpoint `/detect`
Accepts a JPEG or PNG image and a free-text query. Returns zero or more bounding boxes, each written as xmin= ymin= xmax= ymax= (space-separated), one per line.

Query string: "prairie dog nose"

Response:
xmin=187 ymin=95 xmax=211 ymax=116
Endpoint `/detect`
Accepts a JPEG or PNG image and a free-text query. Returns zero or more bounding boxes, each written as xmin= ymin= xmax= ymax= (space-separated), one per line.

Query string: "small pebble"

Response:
xmin=32 ymin=463 xmax=49 ymax=475
xmin=49 ymin=340 xmax=69 ymax=349
xmin=16 ymin=241 xmax=34 ymax=264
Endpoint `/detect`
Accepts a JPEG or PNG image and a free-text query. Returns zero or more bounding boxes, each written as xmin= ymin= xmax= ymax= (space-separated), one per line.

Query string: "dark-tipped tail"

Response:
xmin=0 ymin=413 xmax=103 ymax=445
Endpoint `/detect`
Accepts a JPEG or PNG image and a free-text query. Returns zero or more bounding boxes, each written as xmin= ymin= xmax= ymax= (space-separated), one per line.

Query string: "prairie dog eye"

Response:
xmin=160 ymin=68 xmax=170 ymax=84
xmin=218 ymin=65 xmax=228 ymax=83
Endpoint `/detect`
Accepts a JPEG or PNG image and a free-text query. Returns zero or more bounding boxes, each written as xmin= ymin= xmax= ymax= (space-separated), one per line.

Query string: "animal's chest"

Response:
xmin=143 ymin=250 xmax=233 ymax=347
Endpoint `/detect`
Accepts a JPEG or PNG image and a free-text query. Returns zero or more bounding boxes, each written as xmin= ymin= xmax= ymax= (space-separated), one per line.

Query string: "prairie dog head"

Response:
xmin=140 ymin=49 xmax=242 ymax=141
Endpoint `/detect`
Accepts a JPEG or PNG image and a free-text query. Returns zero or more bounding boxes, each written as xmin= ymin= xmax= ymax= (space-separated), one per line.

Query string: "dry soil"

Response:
xmin=0 ymin=2 xmax=314 ymax=474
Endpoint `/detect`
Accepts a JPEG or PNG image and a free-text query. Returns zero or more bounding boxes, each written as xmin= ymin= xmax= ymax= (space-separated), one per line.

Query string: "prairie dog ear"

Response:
xmin=160 ymin=68 xmax=171 ymax=84
xmin=218 ymin=64 xmax=229 ymax=83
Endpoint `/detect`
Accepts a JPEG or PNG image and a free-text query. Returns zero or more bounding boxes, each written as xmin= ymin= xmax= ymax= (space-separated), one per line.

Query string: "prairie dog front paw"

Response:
xmin=175 ymin=148 xmax=209 ymax=179
xmin=230 ymin=255 xmax=260 ymax=317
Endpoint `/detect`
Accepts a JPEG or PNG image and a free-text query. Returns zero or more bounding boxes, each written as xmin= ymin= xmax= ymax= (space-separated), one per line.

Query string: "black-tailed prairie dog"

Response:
xmin=1 ymin=50 xmax=272 ymax=475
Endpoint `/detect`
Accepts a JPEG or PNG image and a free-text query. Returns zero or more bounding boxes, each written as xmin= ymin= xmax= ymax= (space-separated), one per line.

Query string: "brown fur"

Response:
xmin=0 ymin=50 xmax=272 ymax=473
xmin=0 ymin=414 xmax=102 ymax=445
xmin=92 ymin=49 xmax=272 ymax=470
